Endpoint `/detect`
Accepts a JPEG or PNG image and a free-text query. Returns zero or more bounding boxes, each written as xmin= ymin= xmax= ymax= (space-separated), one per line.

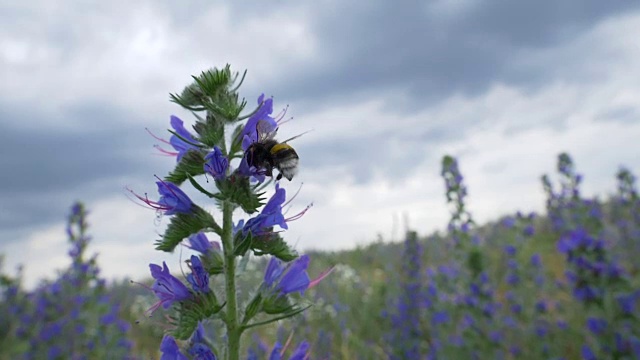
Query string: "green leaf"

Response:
xmin=165 ymin=150 xmax=207 ymax=185
xmin=261 ymin=293 xmax=292 ymax=315
xmin=202 ymin=250 xmax=224 ymax=275
xmin=233 ymin=231 xmax=253 ymax=257
xmin=193 ymin=111 xmax=225 ymax=148
xmin=155 ymin=206 xmax=221 ymax=252
xmin=215 ymin=175 xmax=265 ymax=214
xmin=250 ymin=232 xmax=298 ymax=261
xmin=228 ymin=123 xmax=245 ymax=158
xmin=242 ymin=292 xmax=263 ymax=325
xmin=243 ymin=304 xmax=312 ymax=330
xmin=186 ymin=173 xmax=216 ymax=198
xmin=169 ymin=85 xmax=207 ymax=111
xmin=170 ymin=292 xmax=225 ymax=340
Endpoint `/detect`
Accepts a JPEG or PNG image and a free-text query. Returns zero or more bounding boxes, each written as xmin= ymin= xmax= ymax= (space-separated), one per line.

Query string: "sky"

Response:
xmin=1 ymin=0 xmax=639 ymax=288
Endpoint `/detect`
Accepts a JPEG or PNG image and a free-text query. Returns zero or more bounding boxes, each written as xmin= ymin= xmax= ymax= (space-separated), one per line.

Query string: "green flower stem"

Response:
xmin=222 ymin=199 xmax=241 ymax=360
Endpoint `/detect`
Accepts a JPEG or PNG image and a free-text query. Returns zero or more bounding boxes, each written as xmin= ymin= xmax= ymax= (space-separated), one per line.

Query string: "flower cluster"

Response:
xmin=132 ymin=66 xmax=330 ymax=359
xmin=2 ymin=203 xmax=132 ymax=359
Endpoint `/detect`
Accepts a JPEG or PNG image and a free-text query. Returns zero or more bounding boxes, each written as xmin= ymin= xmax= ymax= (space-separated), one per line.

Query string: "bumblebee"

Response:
xmin=245 ymin=120 xmax=300 ymax=181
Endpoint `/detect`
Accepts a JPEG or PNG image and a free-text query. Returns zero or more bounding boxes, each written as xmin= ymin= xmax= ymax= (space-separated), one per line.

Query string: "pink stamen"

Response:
xmin=308 ymin=266 xmax=335 ymax=289
xmin=281 ymin=332 xmax=294 ymax=356
xmin=286 ymin=203 xmax=313 ymax=222
xmin=125 ymin=187 xmax=171 ymax=212
xmin=131 ymin=279 xmax=165 ymax=316
xmin=146 ymin=127 xmax=172 ymax=145
xmin=153 ymin=144 xmax=178 ymax=157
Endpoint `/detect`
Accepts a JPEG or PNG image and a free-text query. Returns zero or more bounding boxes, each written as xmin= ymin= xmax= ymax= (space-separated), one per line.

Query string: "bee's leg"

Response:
xmin=276 ymin=173 xmax=283 ymax=181
xmin=265 ymin=167 xmax=273 ymax=177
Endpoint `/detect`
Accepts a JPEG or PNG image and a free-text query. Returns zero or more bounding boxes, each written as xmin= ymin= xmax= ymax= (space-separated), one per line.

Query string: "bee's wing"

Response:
xmin=281 ymin=129 xmax=313 ymax=144
xmin=256 ymin=119 xmax=278 ymax=141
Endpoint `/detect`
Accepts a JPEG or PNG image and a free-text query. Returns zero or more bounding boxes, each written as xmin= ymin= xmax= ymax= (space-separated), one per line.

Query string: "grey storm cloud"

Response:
xmin=247 ymin=0 xmax=640 ymax=110
xmin=0 ymin=101 xmax=169 ymax=238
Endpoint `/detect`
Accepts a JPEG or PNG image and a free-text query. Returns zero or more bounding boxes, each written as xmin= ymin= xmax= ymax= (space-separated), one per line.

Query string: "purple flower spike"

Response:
xmin=204 ymin=146 xmax=228 ymax=180
xmin=160 ymin=335 xmax=189 ymax=360
xmin=149 ymin=262 xmax=192 ymax=312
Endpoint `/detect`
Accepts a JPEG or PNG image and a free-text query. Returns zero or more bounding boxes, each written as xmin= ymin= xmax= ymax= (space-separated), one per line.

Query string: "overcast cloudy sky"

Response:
xmin=1 ymin=1 xmax=639 ymax=287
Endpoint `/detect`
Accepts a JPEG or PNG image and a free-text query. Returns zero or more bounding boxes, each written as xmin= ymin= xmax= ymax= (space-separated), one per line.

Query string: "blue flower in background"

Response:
xmin=267 ymin=340 xmax=309 ymax=360
xmin=581 ymin=345 xmax=597 ymax=360
xmin=586 ymin=317 xmax=607 ymax=335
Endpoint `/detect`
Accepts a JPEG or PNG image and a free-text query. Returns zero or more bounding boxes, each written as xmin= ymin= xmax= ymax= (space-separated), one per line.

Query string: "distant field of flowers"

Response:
xmin=1 ymin=66 xmax=638 ymax=360
xmin=2 ymin=151 xmax=637 ymax=359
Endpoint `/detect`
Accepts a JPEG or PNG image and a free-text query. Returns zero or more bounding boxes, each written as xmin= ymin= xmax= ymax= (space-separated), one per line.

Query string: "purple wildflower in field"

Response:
xmin=187 ymin=255 xmax=210 ymax=293
xmin=523 ymin=224 xmax=535 ymax=237
xmin=389 ymin=231 xmax=423 ymax=359
xmin=267 ymin=340 xmax=309 ymax=360
xmin=531 ymin=254 xmax=542 ymax=267
xmin=149 ymin=262 xmax=192 ymax=312
xmin=161 ymin=335 xmax=188 ymax=360
xmin=204 ymin=146 xmax=228 ymax=180
xmin=581 ymin=345 xmax=597 ymax=360
xmin=586 ymin=317 xmax=607 ymax=335
xmin=502 ymin=217 xmax=516 ymax=228
xmin=616 ymin=292 xmax=639 ymax=315
xmin=504 ymin=245 xmax=516 ymax=256
xmin=535 ymin=300 xmax=547 ymax=313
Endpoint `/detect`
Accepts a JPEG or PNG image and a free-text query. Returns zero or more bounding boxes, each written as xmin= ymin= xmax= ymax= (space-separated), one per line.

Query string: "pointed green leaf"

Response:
xmin=233 ymin=231 xmax=253 ymax=257
xmin=165 ymin=150 xmax=207 ymax=185
xmin=193 ymin=111 xmax=225 ymax=148
xmin=242 ymin=292 xmax=264 ymax=325
xmin=250 ymin=232 xmax=298 ymax=261
xmin=155 ymin=206 xmax=221 ymax=252
xmin=215 ymin=175 xmax=265 ymax=214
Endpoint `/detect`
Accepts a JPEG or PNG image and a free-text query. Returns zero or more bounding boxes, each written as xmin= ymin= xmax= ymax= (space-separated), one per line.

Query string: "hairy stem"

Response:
xmin=222 ymin=199 xmax=240 ymax=360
